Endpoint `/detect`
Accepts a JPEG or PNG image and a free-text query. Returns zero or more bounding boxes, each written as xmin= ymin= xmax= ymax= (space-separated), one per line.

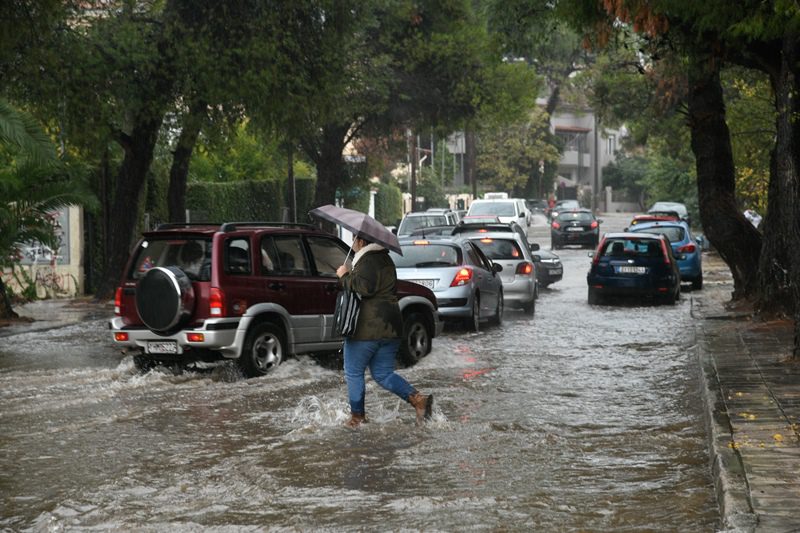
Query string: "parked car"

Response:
xmin=465 ymin=232 xmax=538 ymax=314
xmin=397 ymin=210 xmax=458 ymax=236
xmin=109 ymin=222 xmax=442 ymax=376
xmin=587 ymin=232 xmax=681 ymax=305
xmin=648 ymin=201 xmax=691 ymax=226
xmin=466 ymin=199 xmax=530 ymax=236
xmin=550 ymin=208 xmax=601 ymax=249
xmin=549 ymin=199 xmax=580 ymax=220
xmin=629 ymin=220 xmax=703 ymax=289
xmin=390 ymin=237 xmax=504 ymax=332
xmin=453 ymin=220 xmax=528 ymax=244
xmin=526 ymin=199 xmax=548 ymax=216
xmin=625 ymin=212 xmax=680 ymax=230
xmin=531 ymin=248 xmax=563 ymax=288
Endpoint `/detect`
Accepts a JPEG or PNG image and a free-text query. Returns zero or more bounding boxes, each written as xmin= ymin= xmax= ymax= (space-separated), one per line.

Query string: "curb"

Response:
xmin=693 ymin=294 xmax=758 ymax=532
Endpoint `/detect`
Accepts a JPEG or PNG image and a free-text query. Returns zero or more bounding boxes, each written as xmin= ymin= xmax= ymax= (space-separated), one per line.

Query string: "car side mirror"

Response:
xmin=597 ymin=219 xmax=603 ymax=224
xmin=529 ymin=243 xmax=540 ymax=252
xmin=492 ymin=263 xmax=503 ymax=273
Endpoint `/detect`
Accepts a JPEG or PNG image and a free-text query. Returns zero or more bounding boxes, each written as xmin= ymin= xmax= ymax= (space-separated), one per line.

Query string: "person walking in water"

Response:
xmin=336 ymin=235 xmax=433 ymax=428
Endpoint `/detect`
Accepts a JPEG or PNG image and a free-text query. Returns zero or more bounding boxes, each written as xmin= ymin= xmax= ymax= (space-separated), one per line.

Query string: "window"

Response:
xmin=606 ymin=134 xmax=616 ymax=155
xmin=130 ymin=238 xmax=211 ymax=280
xmin=472 ymin=238 xmax=522 ymax=260
xmin=264 ymin=236 xmax=309 ymax=276
xmin=391 ymin=244 xmax=461 ymax=268
xmin=226 ymin=238 xmax=251 ymax=275
xmin=307 ymin=236 xmax=347 ymax=277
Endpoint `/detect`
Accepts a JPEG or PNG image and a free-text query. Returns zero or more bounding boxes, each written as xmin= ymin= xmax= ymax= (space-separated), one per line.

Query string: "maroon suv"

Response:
xmin=110 ymin=222 xmax=441 ymax=377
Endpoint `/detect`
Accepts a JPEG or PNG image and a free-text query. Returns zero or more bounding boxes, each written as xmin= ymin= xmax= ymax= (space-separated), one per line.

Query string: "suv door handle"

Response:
xmin=268 ymin=281 xmax=286 ymax=291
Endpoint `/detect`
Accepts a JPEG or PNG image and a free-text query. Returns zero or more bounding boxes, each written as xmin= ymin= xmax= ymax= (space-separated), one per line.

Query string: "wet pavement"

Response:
xmin=693 ymin=255 xmax=800 ymax=532
xmin=0 ymin=213 xmax=726 ymax=531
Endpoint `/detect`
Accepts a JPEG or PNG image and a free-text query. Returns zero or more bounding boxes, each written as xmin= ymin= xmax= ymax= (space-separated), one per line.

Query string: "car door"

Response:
xmin=304 ymin=235 xmax=350 ymax=343
xmin=259 ymin=234 xmax=322 ymax=348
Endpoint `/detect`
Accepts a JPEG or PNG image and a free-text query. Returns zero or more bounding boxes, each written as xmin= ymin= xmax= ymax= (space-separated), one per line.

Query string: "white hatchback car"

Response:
xmin=467 ymin=199 xmax=530 ymax=236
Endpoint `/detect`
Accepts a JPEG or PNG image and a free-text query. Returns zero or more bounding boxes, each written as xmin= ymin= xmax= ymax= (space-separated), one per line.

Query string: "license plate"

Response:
xmin=567 ymin=227 xmax=583 ymax=232
xmin=410 ymin=279 xmax=436 ymax=289
xmin=550 ymin=268 xmax=562 ymax=275
xmin=147 ymin=341 xmax=178 ymax=354
xmin=618 ymin=266 xmax=647 ymax=274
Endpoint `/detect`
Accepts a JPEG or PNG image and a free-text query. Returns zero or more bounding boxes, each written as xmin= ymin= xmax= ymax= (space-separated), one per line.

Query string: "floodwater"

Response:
xmin=0 ymin=215 xmax=719 ymax=531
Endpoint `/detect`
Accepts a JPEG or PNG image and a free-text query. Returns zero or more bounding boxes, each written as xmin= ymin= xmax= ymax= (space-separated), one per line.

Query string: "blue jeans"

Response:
xmin=343 ymin=338 xmax=415 ymax=415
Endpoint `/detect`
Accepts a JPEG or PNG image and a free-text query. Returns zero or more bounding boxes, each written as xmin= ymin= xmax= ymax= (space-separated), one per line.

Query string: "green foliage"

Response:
xmin=294 ymin=176 xmax=318 ymax=223
xmin=416 ymin=167 xmax=448 ymax=209
xmin=186 ymin=180 xmax=284 ymax=222
xmin=374 ymin=181 xmax=403 ymax=226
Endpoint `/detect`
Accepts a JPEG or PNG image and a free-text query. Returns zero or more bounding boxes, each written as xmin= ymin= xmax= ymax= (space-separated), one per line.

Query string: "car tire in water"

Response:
xmin=588 ymin=287 xmax=602 ymax=305
xmin=522 ymin=296 xmax=536 ymax=315
xmin=399 ymin=312 xmax=431 ymax=367
xmin=466 ymin=294 xmax=480 ymax=332
xmin=239 ymin=321 xmax=285 ymax=378
xmin=490 ymin=291 xmax=503 ymax=326
xmin=133 ymin=354 xmax=156 ymax=373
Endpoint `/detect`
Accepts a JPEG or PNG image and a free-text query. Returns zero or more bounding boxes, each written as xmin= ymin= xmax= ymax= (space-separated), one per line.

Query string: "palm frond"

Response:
xmin=0 ymin=98 xmax=57 ymax=166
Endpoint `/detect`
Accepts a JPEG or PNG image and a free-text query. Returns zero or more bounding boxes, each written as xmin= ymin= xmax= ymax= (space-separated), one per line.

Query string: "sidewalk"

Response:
xmin=0 ymin=297 xmax=113 ymax=338
xmin=693 ymin=255 xmax=800 ymax=532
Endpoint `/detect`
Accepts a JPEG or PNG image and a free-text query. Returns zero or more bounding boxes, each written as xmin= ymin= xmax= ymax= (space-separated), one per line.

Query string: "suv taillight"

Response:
xmin=660 ymin=239 xmax=671 ymax=264
xmin=114 ymin=287 xmax=122 ymax=315
xmin=450 ymin=267 xmax=473 ymax=287
xmin=515 ymin=262 xmax=533 ymax=275
xmin=210 ymin=288 xmax=225 ymax=316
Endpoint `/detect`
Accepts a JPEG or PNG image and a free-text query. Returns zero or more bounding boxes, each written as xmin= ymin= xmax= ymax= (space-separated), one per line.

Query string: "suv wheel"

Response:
xmin=239 ymin=321 xmax=285 ymax=377
xmin=399 ymin=312 xmax=431 ymax=367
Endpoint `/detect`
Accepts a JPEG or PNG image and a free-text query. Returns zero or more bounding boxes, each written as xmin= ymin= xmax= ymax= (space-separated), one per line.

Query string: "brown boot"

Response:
xmin=408 ymin=392 xmax=433 ymax=422
xmin=344 ymin=413 xmax=367 ymax=428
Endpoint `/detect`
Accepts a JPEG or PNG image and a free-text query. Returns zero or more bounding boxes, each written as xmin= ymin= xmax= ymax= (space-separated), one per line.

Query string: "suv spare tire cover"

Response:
xmin=136 ymin=266 xmax=195 ymax=334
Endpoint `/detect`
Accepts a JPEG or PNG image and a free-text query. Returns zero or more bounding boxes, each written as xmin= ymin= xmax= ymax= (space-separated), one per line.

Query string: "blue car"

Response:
xmin=629 ymin=220 xmax=703 ymax=290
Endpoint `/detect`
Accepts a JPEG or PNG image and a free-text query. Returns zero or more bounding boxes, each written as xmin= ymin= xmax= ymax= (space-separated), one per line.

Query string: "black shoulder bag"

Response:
xmin=333 ymin=288 xmax=361 ymax=337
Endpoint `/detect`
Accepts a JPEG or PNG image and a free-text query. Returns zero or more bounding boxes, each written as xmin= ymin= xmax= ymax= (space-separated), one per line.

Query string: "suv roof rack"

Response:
xmin=155 ymin=222 xmax=219 ymax=230
xmin=220 ymin=221 xmax=317 ymax=232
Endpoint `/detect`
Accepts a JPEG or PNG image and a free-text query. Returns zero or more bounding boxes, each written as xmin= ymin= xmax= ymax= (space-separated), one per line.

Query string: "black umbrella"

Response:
xmin=309 ymin=204 xmax=402 ymax=255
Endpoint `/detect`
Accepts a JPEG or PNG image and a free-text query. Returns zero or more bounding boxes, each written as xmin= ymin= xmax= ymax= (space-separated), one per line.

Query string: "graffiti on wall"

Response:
xmin=19 ymin=209 xmax=70 ymax=266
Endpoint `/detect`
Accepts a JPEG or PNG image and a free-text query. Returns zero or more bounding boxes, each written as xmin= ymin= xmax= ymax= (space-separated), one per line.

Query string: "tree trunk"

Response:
xmin=309 ymin=123 xmax=350 ymax=210
xmin=772 ymin=33 xmax=800 ymax=359
xmin=95 ymin=115 xmax=164 ymax=299
xmin=167 ymin=102 xmax=206 ymax=223
xmin=687 ymin=52 xmax=761 ymax=299
xmin=0 ymin=276 xmax=19 ymax=319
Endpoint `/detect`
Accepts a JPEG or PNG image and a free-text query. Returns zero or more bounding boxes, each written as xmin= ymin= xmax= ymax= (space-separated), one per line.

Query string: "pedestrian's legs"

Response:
xmin=343 ymin=338 xmax=377 ymax=415
xmin=368 ymin=338 xmax=415 ymax=400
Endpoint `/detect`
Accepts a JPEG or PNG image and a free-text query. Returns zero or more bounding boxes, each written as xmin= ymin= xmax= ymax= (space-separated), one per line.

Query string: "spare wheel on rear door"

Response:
xmin=136 ymin=266 xmax=195 ymax=334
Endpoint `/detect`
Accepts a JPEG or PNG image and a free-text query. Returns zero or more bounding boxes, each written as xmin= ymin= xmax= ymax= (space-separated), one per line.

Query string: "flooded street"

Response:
xmin=0 ymin=214 xmax=719 ymax=531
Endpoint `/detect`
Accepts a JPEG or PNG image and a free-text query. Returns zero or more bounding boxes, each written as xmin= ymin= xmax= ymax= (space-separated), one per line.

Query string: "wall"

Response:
xmin=2 ymin=206 xmax=84 ymax=299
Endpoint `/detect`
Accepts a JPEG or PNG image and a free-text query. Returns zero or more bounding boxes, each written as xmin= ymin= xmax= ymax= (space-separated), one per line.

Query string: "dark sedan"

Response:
xmin=532 ymin=248 xmax=563 ymax=287
xmin=551 ymin=209 xmax=601 ymax=249
xmin=587 ymin=232 xmax=681 ymax=305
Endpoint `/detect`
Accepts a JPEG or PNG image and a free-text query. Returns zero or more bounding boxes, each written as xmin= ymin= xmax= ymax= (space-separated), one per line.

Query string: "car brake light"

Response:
xmin=114 ymin=332 xmax=129 ymax=342
xmin=187 ymin=333 xmax=205 ymax=342
xmin=590 ymin=221 xmax=598 ymax=229
xmin=114 ymin=287 xmax=122 ymax=315
xmin=677 ymin=243 xmax=696 ymax=253
xmin=450 ymin=267 xmax=473 ymax=287
xmin=551 ymin=221 xmax=561 ymax=229
xmin=660 ymin=240 xmax=671 ymax=264
xmin=480 ymin=238 xmax=493 ymax=243
xmin=515 ymin=262 xmax=533 ymax=275
xmin=413 ymin=240 xmax=429 ymax=245
xmin=210 ymin=287 xmax=225 ymax=316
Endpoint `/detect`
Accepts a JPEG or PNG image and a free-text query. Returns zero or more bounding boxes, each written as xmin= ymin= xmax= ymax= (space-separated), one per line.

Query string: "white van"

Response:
xmin=467 ymin=198 xmax=530 ymax=236
xmin=484 ymin=192 xmax=509 ymax=199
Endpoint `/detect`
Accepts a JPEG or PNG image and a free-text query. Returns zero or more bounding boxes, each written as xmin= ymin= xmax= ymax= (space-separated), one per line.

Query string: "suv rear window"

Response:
xmin=602 ymin=238 xmax=662 ymax=258
xmin=469 ymin=201 xmax=516 ymax=216
xmin=471 ymin=237 xmax=523 ymax=260
xmin=130 ymin=238 xmax=211 ymax=281
xmin=391 ymin=244 xmax=461 ymax=268
xmin=633 ymin=226 xmax=685 ymax=242
xmin=399 ymin=215 xmax=448 ymax=234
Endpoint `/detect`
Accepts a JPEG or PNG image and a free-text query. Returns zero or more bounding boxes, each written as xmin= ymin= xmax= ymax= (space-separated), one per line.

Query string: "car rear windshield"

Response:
xmin=633 ymin=226 xmax=685 ymax=242
xmin=399 ymin=215 xmax=447 ymax=234
xmin=601 ymin=238 xmax=662 ymax=258
xmin=471 ymin=238 xmax=523 ymax=260
xmin=556 ymin=211 xmax=593 ymax=222
xmin=130 ymin=238 xmax=212 ymax=281
xmin=391 ymin=244 xmax=462 ymax=268
xmin=469 ymin=201 xmax=515 ymax=216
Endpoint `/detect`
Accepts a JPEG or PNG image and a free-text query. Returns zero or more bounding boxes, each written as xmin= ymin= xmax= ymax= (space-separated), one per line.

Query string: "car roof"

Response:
xmin=604 ymin=231 xmax=664 ymax=240
xmin=556 ymin=208 xmax=592 ymax=214
xmin=630 ymin=220 xmax=688 ymax=229
xmin=143 ymin=222 xmax=322 ymax=238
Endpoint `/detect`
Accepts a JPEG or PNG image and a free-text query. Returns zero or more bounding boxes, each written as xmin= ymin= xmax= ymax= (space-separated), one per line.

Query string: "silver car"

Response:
xmin=390 ymin=237 xmax=504 ymax=332
xmin=466 ymin=232 xmax=537 ymax=314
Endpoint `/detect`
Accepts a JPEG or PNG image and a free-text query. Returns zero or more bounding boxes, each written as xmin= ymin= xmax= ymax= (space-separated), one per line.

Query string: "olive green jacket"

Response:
xmin=341 ymin=244 xmax=403 ymax=340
